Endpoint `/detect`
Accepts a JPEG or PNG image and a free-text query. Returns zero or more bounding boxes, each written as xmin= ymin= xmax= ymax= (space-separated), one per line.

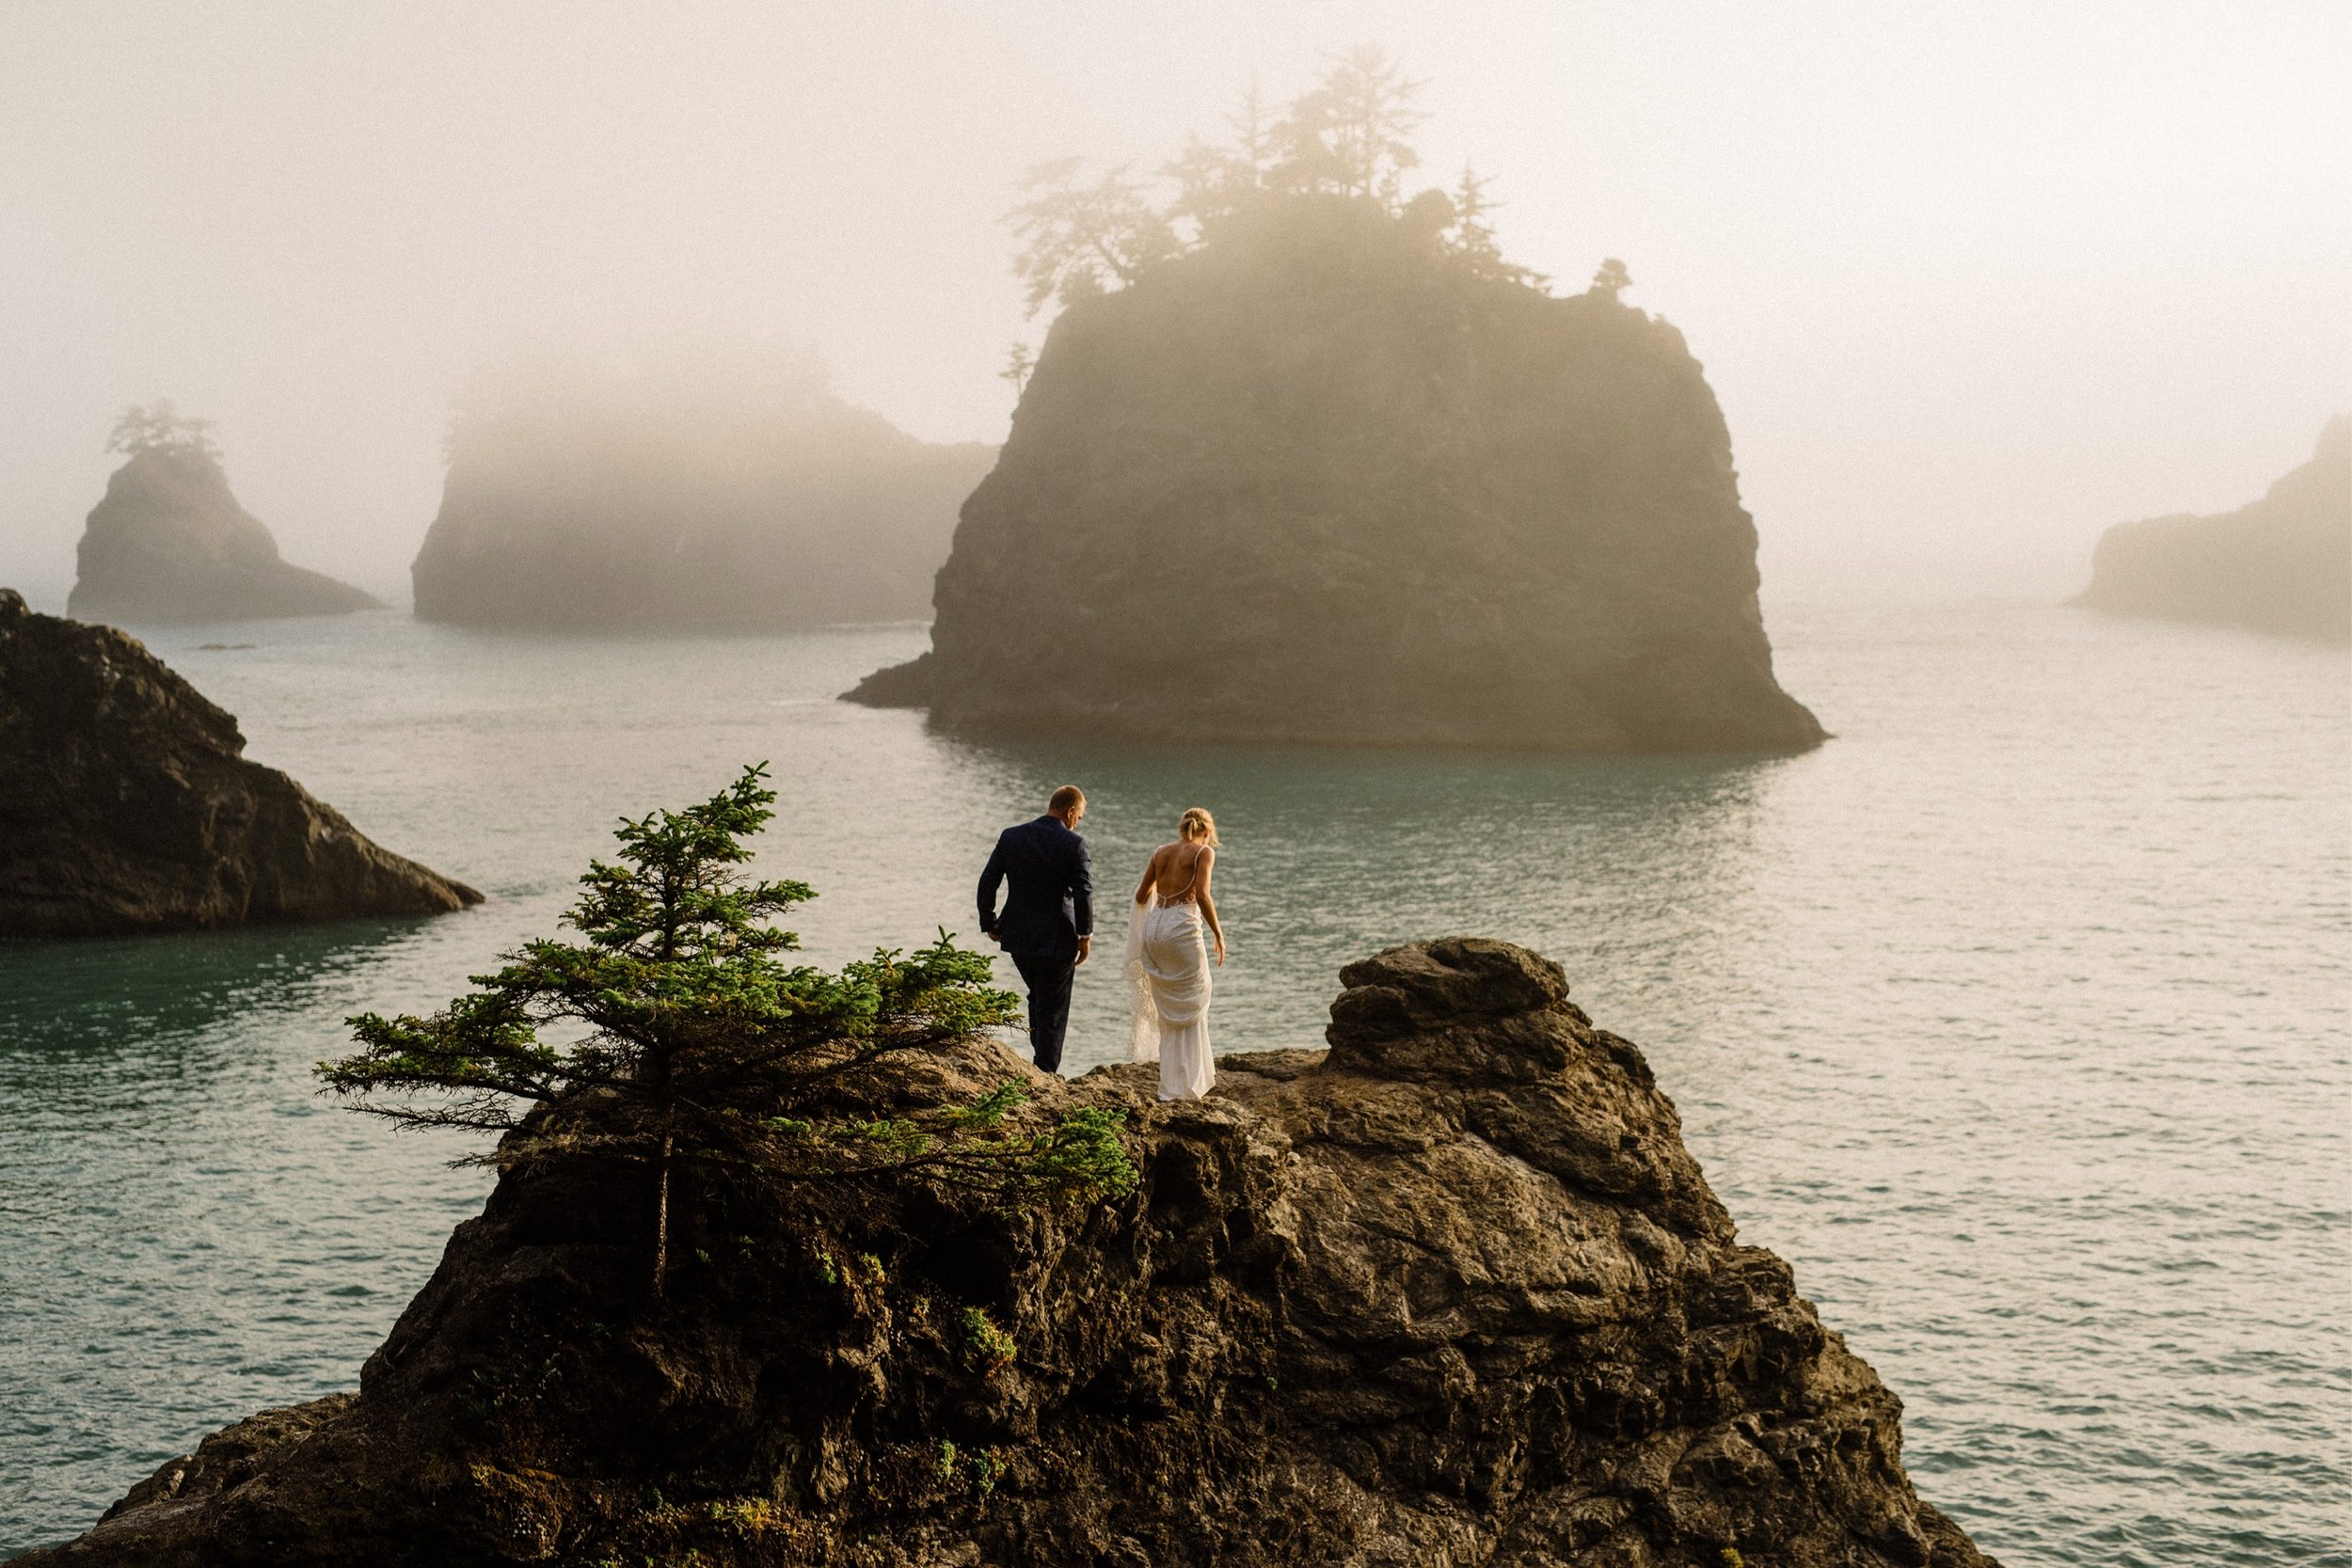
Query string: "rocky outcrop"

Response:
xmin=2075 ymin=416 xmax=2350 ymax=641
xmin=24 ymin=937 xmax=1992 ymax=1566
xmin=850 ymin=197 xmax=1824 ymax=752
xmin=0 ymin=590 xmax=479 ymax=939
xmin=67 ymin=449 xmax=381 ymax=625
xmin=411 ymin=364 xmax=995 ymax=628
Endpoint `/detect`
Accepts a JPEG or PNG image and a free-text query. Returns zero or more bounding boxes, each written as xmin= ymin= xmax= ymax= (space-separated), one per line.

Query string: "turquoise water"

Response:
xmin=2 ymin=600 xmax=2346 ymax=1562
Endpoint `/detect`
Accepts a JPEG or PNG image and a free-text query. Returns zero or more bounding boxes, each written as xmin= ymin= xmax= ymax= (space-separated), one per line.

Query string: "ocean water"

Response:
xmin=2 ymin=599 xmax=2345 ymax=1563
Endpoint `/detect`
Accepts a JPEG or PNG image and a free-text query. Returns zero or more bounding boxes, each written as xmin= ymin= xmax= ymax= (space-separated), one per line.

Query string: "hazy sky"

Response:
xmin=3 ymin=0 xmax=2345 ymax=607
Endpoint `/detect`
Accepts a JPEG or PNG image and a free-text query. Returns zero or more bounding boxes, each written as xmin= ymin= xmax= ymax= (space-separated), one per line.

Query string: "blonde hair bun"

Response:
xmin=1178 ymin=807 xmax=1220 ymax=845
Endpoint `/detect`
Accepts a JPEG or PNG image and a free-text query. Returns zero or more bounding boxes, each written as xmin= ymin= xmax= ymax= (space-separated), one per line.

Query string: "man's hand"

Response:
xmin=983 ymin=929 xmax=1001 ymax=946
xmin=1075 ymin=935 xmax=1092 ymax=966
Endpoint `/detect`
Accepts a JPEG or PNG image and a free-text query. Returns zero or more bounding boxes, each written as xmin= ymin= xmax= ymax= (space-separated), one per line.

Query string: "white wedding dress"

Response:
xmin=1125 ymin=892 xmax=1215 ymax=1101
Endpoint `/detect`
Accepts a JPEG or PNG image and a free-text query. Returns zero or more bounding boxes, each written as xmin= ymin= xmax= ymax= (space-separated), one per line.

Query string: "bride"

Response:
xmin=1125 ymin=807 xmax=1226 ymax=1101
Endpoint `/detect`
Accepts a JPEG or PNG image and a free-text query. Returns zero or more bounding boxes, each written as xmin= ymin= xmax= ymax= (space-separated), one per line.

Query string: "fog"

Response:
xmin=3 ymin=0 xmax=2345 ymax=610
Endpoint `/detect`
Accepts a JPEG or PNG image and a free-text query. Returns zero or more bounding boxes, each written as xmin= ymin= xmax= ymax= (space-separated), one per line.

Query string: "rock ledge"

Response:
xmin=25 ymin=937 xmax=1992 ymax=1566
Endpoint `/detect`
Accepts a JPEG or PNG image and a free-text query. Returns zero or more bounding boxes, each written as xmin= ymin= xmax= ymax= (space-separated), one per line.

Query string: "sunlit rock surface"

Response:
xmin=24 ymin=938 xmax=1990 ymax=1566
xmin=411 ymin=372 xmax=995 ymax=629
xmin=850 ymin=198 xmax=1824 ymax=752
xmin=2075 ymin=415 xmax=2350 ymax=642
xmin=0 ymin=590 xmax=477 ymax=939
xmin=66 ymin=449 xmax=381 ymax=625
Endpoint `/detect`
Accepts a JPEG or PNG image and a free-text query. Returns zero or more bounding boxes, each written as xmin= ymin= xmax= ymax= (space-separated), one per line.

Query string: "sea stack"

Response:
xmin=68 ymin=448 xmax=380 ymax=625
xmin=410 ymin=356 xmax=996 ymax=629
xmin=0 ymin=590 xmax=478 ymax=939
xmin=21 ymin=938 xmax=1993 ymax=1566
xmin=850 ymin=197 xmax=1824 ymax=752
xmin=2074 ymin=415 xmax=2351 ymax=641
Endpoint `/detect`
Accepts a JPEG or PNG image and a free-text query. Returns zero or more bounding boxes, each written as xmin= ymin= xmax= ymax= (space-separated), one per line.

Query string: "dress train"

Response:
xmin=1124 ymin=894 xmax=1214 ymax=1101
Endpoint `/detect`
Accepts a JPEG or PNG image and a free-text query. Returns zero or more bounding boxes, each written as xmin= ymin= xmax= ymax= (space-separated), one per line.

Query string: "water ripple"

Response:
xmin=2 ymin=604 xmax=2345 ymax=1562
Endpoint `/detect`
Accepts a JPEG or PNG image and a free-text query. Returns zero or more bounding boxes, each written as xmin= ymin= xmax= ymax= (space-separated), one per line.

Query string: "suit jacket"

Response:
xmin=978 ymin=816 xmax=1093 ymax=961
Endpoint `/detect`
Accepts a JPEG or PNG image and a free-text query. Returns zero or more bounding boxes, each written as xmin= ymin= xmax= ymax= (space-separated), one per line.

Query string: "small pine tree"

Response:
xmin=1589 ymin=258 xmax=1632 ymax=301
xmin=1228 ymin=74 xmax=1277 ymax=187
xmin=1000 ymin=341 xmax=1036 ymax=399
xmin=1443 ymin=163 xmax=1549 ymax=291
xmin=317 ymin=765 xmax=1136 ymax=1298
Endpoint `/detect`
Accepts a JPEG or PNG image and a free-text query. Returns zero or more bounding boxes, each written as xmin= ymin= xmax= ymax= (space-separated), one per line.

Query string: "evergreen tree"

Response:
xmin=318 ymin=765 xmax=1136 ymax=1298
xmin=1003 ymin=53 xmax=1559 ymax=319
xmin=1588 ymin=257 xmax=1633 ymax=301
xmin=107 ymin=399 xmax=219 ymax=460
xmin=1000 ymin=341 xmax=1036 ymax=398
xmin=1443 ymin=163 xmax=1550 ymax=291
xmin=1162 ymin=133 xmax=1256 ymax=233
xmin=1228 ymin=73 xmax=1277 ymax=187
xmin=1007 ymin=158 xmax=1182 ymax=318
xmin=1273 ymin=44 xmax=1427 ymax=206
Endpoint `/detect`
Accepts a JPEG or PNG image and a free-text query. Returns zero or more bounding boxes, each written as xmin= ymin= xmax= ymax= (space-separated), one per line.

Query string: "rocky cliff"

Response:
xmin=0 ymin=590 xmax=478 ymax=939
xmin=2074 ymin=416 xmax=2350 ymax=642
xmin=67 ymin=449 xmax=381 ymax=625
xmin=411 ymin=362 xmax=995 ymax=628
xmin=24 ymin=937 xmax=1993 ymax=1567
xmin=850 ymin=198 xmax=1824 ymax=752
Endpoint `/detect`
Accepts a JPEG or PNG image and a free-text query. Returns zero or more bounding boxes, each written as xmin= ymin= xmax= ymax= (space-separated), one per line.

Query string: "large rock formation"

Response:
xmin=411 ymin=358 xmax=995 ymax=628
xmin=850 ymin=198 xmax=1824 ymax=752
xmin=24 ymin=938 xmax=1993 ymax=1566
xmin=2074 ymin=416 xmax=2350 ymax=642
xmin=68 ymin=449 xmax=381 ymax=624
xmin=0 ymin=590 xmax=478 ymax=939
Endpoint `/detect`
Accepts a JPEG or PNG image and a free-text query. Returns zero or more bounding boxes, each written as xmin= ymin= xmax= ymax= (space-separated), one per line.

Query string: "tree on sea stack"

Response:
xmin=317 ymin=765 xmax=1136 ymax=1299
xmin=1002 ymin=44 xmax=1585 ymax=324
xmin=106 ymin=398 xmax=219 ymax=460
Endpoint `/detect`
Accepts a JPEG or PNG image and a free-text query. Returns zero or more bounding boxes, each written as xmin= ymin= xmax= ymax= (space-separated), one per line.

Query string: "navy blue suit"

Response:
xmin=978 ymin=816 xmax=1093 ymax=1072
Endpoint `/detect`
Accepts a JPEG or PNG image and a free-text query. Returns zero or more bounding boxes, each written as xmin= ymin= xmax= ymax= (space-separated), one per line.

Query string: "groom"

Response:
xmin=977 ymin=784 xmax=1093 ymax=1074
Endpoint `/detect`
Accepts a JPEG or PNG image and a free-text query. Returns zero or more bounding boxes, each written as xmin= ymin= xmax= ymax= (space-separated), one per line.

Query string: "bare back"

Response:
xmin=1139 ymin=841 xmax=1211 ymax=906
xmin=1134 ymin=832 xmax=1226 ymax=964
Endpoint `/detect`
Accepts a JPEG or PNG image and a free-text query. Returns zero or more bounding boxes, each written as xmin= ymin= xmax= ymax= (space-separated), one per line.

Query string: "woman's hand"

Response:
xmin=1212 ymin=931 xmax=1227 ymax=966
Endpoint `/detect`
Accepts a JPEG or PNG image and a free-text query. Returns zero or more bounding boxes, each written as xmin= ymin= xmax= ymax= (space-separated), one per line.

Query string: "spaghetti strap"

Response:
xmin=1157 ymin=843 xmax=1205 ymax=903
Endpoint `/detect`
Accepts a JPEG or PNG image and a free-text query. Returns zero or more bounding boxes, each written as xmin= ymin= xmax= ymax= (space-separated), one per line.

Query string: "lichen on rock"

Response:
xmin=0 ymin=590 xmax=478 ymax=939
xmin=24 ymin=937 xmax=1993 ymax=1566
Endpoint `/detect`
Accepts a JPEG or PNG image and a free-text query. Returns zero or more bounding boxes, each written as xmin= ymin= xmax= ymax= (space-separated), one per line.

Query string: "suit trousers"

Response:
xmin=1010 ymin=950 xmax=1077 ymax=1074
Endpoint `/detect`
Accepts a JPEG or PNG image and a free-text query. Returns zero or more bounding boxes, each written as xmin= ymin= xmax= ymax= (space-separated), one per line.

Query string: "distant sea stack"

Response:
xmin=410 ymin=354 xmax=996 ymax=628
xmin=69 ymin=447 xmax=381 ymax=625
xmin=0 ymin=590 xmax=478 ymax=939
xmin=850 ymin=198 xmax=1824 ymax=752
xmin=2075 ymin=416 xmax=2350 ymax=642
xmin=24 ymin=938 xmax=1993 ymax=1566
